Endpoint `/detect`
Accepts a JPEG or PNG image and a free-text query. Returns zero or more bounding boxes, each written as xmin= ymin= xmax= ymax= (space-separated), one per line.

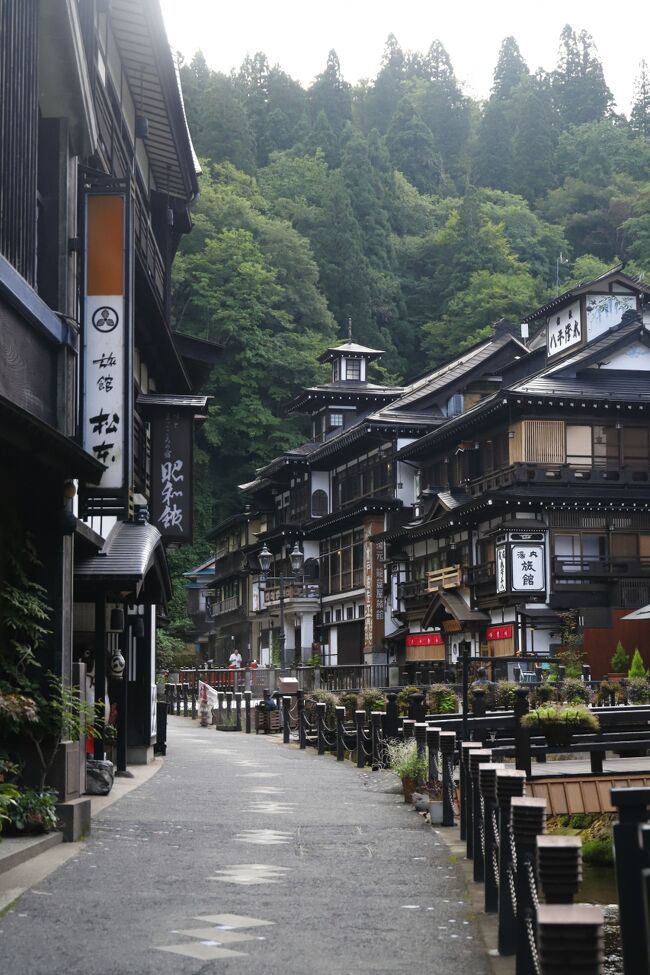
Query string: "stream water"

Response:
xmin=578 ymin=864 xmax=623 ymax=975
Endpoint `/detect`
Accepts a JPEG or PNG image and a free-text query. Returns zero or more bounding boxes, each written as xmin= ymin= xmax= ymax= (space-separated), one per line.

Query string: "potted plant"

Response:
xmin=423 ymin=779 xmax=444 ymax=824
xmin=609 ymin=641 xmax=629 ymax=679
xmin=385 ymin=738 xmax=428 ymax=802
xmin=628 ymin=648 xmax=648 ymax=679
xmin=427 ymin=684 xmax=458 ymax=714
xmin=521 ymin=704 xmax=599 ymax=748
xmin=4 ymin=787 xmax=58 ymax=835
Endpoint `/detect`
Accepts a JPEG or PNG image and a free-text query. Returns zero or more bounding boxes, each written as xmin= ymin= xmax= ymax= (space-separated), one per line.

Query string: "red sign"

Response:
xmin=486 ymin=625 xmax=513 ymax=642
xmin=406 ymin=633 xmax=444 ymax=647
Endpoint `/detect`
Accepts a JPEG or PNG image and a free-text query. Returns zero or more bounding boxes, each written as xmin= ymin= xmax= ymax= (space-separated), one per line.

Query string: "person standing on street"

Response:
xmin=229 ymin=649 xmax=242 ymax=669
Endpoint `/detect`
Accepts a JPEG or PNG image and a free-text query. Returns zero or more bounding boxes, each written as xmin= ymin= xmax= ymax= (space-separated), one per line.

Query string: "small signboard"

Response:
xmin=150 ymin=409 xmax=194 ymax=543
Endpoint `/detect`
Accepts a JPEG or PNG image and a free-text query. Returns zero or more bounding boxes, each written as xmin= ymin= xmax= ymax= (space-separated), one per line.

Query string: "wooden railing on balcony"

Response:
xmin=263 ymin=581 xmax=320 ymax=608
xmin=397 ymin=579 xmax=428 ymax=600
xmin=210 ymin=595 xmax=242 ymax=617
xmin=553 ymin=556 xmax=650 ymax=578
xmin=426 ymin=564 xmax=462 ymax=592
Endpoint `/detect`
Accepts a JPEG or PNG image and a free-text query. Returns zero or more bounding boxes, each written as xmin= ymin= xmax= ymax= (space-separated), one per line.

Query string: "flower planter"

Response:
xmin=429 ymin=800 xmax=444 ymax=825
xmin=402 ymin=777 xmax=417 ymax=803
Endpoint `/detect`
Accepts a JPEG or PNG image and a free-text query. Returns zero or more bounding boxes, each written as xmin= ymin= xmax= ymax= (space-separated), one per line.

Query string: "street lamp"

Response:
xmin=258 ymin=541 xmax=304 ymax=669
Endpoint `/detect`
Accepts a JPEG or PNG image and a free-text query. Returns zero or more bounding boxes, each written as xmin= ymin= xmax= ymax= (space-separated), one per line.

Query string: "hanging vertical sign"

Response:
xmin=82 ymin=191 xmax=131 ymax=491
xmin=150 ymin=408 xmax=194 ymax=542
xmin=496 ymin=545 xmax=507 ymax=593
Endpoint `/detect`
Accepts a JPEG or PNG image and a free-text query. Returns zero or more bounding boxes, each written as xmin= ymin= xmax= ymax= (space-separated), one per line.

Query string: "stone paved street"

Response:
xmin=0 ymin=716 xmax=489 ymax=974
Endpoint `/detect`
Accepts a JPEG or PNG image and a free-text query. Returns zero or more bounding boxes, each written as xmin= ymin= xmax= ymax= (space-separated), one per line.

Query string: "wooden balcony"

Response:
xmin=553 ymin=556 xmax=650 ymax=579
xmin=210 ymin=595 xmax=243 ymax=617
xmin=263 ymin=580 xmax=320 ymax=609
xmin=397 ymin=579 xmax=428 ymax=601
xmin=468 ymin=461 xmax=650 ymax=498
xmin=426 ymin=564 xmax=462 ymax=592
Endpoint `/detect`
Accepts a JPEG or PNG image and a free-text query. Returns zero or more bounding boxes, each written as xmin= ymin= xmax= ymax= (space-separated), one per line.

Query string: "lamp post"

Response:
xmin=258 ymin=541 xmax=304 ymax=670
xmin=460 ymin=639 xmax=472 ymax=741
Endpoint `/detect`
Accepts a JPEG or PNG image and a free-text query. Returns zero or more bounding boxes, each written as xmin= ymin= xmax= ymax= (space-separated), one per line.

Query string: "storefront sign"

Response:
xmin=511 ymin=544 xmax=545 ymax=592
xmin=82 ymin=191 xmax=131 ymax=490
xmin=406 ymin=633 xmax=444 ymax=646
xmin=486 ymin=625 xmax=513 ymax=642
xmin=150 ymin=409 xmax=193 ymax=542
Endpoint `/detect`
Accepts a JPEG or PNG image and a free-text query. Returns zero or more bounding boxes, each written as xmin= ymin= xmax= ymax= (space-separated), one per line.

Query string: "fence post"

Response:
xmin=384 ymin=691 xmax=399 ymax=739
xmin=536 ymin=834 xmax=581 ymax=905
xmin=244 ymin=690 xmax=252 ymax=734
xmin=225 ymin=691 xmax=233 ymax=721
xmin=511 ymin=797 xmax=547 ymax=975
xmin=298 ymin=690 xmax=306 ymax=749
xmin=234 ymin=692 xmax=242 ymax=731
xmin=414 ymin=721 xmax=427 ymax=760
xmin=460 ymin=742 xmax=483 ymax=844
xmin=402 ymin=719 xmax=415 ymax=740
xmin=282 ymin=696 xmax=291 ymax=743
xmin=479 ymin=763 xmax=506 ymax=913
xmin=611 ymin=786 xmax=650 ymax=975
xmin=166 ymin=684 xmax=173 ymax=714
xmin=176 ymin=684 xmax=182 ymax=716
xmin=317 ymin=701 xmax=327 ymax=756
xmin=469 ymin=749 xmax=493 ymax=881
xmin=216 ymin=690 xmax=225 ymax=725
xmin=371 ymin=712 xmax=384 ymax=769
xmin=439 ymin=730 xmax=456 ymax=827
xmin=513 ymin=688 xmax=531 ymax=777
xmin=355 ymin=710 xmax=366 ymax=768
xmin=536 ymin=905 xmax=604 ymax=975
xmin=496 ymin=768 xmax=527 ymax=957
xmin=427 ymin=726 xmax=441 ymax=783
xmin=190 ymin=684 xmax=197 ymax=720
xmin=336 ymin=706 xmax=346 ymax=762
xmin=408 ymin=692 xmax=426 ymax=722
xmin=182 ymin=684 xmax=189 ymax=717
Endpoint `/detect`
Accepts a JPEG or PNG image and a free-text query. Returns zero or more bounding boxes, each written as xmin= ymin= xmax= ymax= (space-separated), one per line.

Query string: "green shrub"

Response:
xmin=6 ymin=788 xmax=58 ymax=834
xmin=561 ymin=677 xmax=592 ymax=705
xmin=611 ymin=641 xmax=629 ymax=673
xmin=532 ymin=682 xmax=556 ymax=706
xmin=305 ymin=690 xmax=339 ymax=724
xmin=396 ymin=685 xmax=421 ymax=715
xmin=357 ymin=688 xmax=386 ymax=715
xmin=582 ymin=836 xmax=614 ymax=867
xmin=596 ymin=679 xmax=625 ymax=705
xmin=339 ymin=692 xmax=359 ymax=720
xmin=626 ymin=676 xmax=650 ymax=704
xmin=427 ymin=683 xmax=458 ymax=714
xmin=628 ymin=648 xmax=648 ymax=679
xmin=521 ymin=704 xmax=600 ymax=733
xmin=494 ymin=681 xmax=519 ymax=710
xmin=385 ymin=738 xmax=428 ymax=784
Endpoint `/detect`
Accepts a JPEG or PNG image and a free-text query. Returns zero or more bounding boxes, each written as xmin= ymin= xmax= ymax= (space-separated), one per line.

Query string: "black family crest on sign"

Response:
xmin=92 ymin=306 xmax=119 ymax=332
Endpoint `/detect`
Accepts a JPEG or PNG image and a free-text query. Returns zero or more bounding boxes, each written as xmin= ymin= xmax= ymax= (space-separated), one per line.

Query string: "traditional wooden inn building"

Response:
xmin=206 ymin=268 xmax=650 ymax=678
xmin=390 ymin=267 xmax=650 ymax=678
xmin=0 ymin=0 xmax=212 ymax=802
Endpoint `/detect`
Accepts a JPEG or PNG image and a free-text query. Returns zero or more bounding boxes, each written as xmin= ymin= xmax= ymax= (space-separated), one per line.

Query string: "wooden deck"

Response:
xmin=527 ymin=755 xmax=650 ymax=813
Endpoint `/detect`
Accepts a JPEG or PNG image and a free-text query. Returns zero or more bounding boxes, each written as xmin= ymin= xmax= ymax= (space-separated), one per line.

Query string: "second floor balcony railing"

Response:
xmin=210 ymin=595 xmax=242 ymax=617
xmin=553 ymin=556 xmax=650 ymax=578
xmin=426 ymin=564 xmax=462 ymax=592
xmin=397 ymin=579 xmax=428 ymax=600
xmin=263 ymin=579 xmax=320 ymax=609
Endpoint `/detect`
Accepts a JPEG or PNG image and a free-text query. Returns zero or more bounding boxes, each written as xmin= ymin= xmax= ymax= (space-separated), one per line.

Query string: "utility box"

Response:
xmin=278 ymin=676 xmax=299 ymax=696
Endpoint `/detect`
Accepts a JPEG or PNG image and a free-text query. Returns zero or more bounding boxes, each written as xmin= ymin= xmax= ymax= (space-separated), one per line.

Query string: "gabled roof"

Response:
xmin=109 ymin=0 xmax=199 ymax=201
xmin=545 ymin=318 xmax=647 ymax=375
xmin=388 ymin=332 xmax=528 ymax=410
xmin=522 ymin=265 xmax=650 ymax=323
xmin=288 ymin=382 xmax=400 ymax=413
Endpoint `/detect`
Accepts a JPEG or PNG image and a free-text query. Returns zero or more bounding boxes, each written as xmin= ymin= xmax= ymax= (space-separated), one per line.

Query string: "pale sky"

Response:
xmin=160 ymin=0 xmax=650 ymax=115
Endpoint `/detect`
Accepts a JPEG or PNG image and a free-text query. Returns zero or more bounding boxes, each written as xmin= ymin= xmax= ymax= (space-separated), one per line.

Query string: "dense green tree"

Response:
xmin=553 ymin=25 xmax=613 ymax=124
xmin=180 ymin=55 xmax=255 ymax=172
xmin=473 ymin=98 xmax=513 ymax=191
xmin=412 ymin=41 xmax=470 ymax=181
xmin=630 ymin=61 xmax=650 ymax=138
xmin=386 ymin=97 xmax=441 ymax=194
xmin=492 ymin=36 xmax=529 ymax=99
xmin=510 ymin=76 xmax=558 ymax=201
xmin=309 ymin=50 xmax=352 ymax=138
xmin=363 ymin=34 xmax=407 ymax=134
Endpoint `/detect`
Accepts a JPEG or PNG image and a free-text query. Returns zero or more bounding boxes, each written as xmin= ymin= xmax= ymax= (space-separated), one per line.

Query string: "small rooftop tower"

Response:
xmin=318 ymin=322 xmax=384 ymax=385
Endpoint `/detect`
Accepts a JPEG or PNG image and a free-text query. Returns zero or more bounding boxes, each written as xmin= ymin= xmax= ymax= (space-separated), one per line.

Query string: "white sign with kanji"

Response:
xmin=496 ymin=546 xmax=507 ymax=593
xmin=510 ymin=544 xmax=545 ymax=593
xmin=546 ymin=305 xmax=582 ymax=358
xmin=83 ymin=294 xmax=125 ymax=488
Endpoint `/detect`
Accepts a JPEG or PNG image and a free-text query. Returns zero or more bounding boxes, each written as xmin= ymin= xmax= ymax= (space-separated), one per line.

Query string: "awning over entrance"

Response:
xmin=621 ymin=604 xmax=650 ymax=621
xmin=75 ymin=520 xmax=172 ymax=606
xmin=422 ymin=591 xmax=489 ymax=630
xmin=518 ymin=608 xmax=562 ymax=628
